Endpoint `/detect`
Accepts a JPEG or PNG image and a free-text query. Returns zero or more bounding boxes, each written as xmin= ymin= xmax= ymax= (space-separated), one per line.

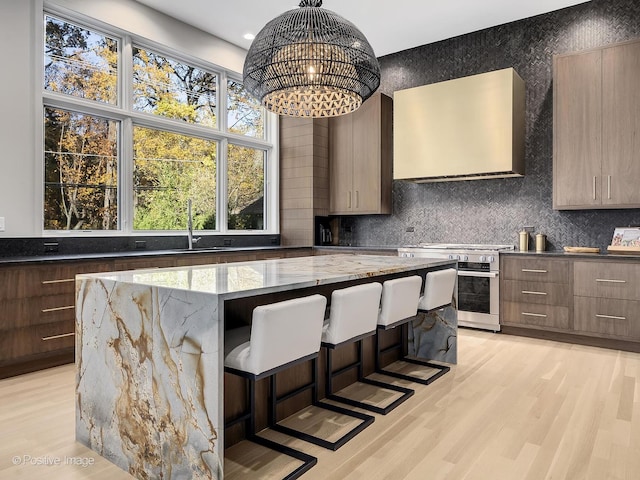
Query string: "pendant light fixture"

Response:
xmin=242 ymin=0 xmax=380 ymax=118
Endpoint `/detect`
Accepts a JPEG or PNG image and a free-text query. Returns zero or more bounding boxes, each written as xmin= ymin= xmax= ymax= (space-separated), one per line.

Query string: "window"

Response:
xmin=227 ymin=145 xmax=265 ymax=230
xmin=133 ymin=127 xmax=217 ymax=230
xmin=227 ymin=79 xmax=263 ymax=138
xmin=42 ymin=12 xmax=276 ymax=235
xmin=44 ymin=16 xmax=118 ymax=105
xmin=133 ymin=46 xmax=217 ymax=127
xmin=44 ymin=107 xmax=118 ymax=230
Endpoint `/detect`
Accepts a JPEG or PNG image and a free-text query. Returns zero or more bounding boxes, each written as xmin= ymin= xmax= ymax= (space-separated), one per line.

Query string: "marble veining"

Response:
xmin=409 ymin=306 xmax=458 ymax=364
xmin=76 ymin=255 xmax=456 ymax=479
xmin=90 ymin=254 xmax=455 ymax=297
xmin=76 ymin=277 xmax=222 ymax=479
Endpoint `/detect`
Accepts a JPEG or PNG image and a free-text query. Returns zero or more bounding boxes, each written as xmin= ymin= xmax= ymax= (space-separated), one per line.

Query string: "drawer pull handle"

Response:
xmin=522 ymin=290 xmax=547 ymax=296
xmin=521 ymin=269 xmax=547 ymax=273
xmin=595 ymin=279 xmax=626 ymax=284
xmin=595 ymin=314 xmax=626 ymax=321
xmin=42 ymin=278 xmax=75 ymax=285
xmin=522 ymin=312 xmax=547 ymax=318
xmin=42 ymin=332 xmax=75 ymax=341
xmin=41 ymin=305 xmax=75 ymax=313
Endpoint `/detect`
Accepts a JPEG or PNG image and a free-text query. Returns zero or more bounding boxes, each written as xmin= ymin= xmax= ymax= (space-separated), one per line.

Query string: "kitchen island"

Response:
xmin=75 ymin=254 xmax=456 ymax=479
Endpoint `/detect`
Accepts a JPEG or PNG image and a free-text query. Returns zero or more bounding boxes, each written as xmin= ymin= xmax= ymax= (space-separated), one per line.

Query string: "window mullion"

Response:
xmin=218 ymin=138 xmax=228 ymax=233
xmin=119 ymin=35 xmax=133 ymax=233
xmin=219 ymin=70 xmax=228 ymax=133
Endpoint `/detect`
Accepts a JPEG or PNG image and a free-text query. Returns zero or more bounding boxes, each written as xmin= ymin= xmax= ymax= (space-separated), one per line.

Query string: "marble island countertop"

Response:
xmin=83 ymin=254 xmax=455 ymax=299
xmin=75 ymin=254 xmax=457 ymax=479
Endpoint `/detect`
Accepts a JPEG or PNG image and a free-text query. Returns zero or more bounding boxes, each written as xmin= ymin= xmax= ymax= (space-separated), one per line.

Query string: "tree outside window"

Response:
xmin=42 ymin=13 xmax=273 ymax=234
xmin=133 ymin=127 xmax=217 ymax=231
xmin=44 ymin=107 xmax=118 ymax=230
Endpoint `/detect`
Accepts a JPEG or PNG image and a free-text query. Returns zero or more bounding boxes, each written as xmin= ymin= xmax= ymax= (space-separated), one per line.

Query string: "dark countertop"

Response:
xmin=313 ymin=245 xmax=398 ymax=251
xmin=0 ymin=245 xmax=313 ymax=266
xmin=502 ymin=250 xmax=640 ymax=260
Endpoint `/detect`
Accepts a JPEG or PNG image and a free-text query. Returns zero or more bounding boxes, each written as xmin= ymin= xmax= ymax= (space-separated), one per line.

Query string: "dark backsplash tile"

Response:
xmin=344 ymin=0 xmax=640 ymax=252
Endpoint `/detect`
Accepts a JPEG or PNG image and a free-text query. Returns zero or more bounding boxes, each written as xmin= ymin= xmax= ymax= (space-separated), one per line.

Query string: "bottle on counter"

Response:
xmin=535 ymin=233 xmax=546 ymax=252
xmin=519 ymin=230 xmax=529 ymax=251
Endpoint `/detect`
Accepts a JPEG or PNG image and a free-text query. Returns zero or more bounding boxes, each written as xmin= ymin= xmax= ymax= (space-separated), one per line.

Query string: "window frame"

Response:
xmin=39 ymin=6 xmax=279 ymax=236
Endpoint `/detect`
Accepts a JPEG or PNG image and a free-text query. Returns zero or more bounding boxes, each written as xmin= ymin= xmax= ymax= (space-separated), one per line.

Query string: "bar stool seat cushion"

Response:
xmin=224 ymin=294 xmax=327 ymax=376
xmin=378 ymin=276 xmax=423 ymax=327
xmin=321 ymin=283 xmax=382 ymax=346
xmin=418 ymin=268 xmax=457 ymax=311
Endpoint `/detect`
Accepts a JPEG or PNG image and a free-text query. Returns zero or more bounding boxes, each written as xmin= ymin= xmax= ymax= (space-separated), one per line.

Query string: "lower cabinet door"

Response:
xmin=574 ymin=296 xmax=640 ymax=340
xmin=501 ymin=301 xmax=570 ymax=330
xmin=0 ymin=320 xmax=75 ymax=362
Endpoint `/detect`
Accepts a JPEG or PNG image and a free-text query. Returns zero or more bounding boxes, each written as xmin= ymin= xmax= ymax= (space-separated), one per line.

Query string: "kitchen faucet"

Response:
xmin=187 ymin=199 xmax=201 ymax=250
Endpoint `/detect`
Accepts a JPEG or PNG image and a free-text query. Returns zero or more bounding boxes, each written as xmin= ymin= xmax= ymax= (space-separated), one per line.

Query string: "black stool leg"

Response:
xmin=224 ymin=372 xmax=317 ymax=480
xmin=375 ymin=321 xmax=451 ymax=385
xmin=325 ymin=339 xmax=414 ymax=415
xmin=269 ymin=357 xmax=375 ymax=451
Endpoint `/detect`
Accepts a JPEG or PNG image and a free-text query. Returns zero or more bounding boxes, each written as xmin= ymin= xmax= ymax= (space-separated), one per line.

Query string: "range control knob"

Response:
xmin=448 ymin=254 xmax=456 ymax=260
xmin=460 ymin=255 xmax=468 ymax=261
xmin=479 ymin=255 xmax=487 ymax=262
xmin=488 ymin=256 xmax=495 ymax=263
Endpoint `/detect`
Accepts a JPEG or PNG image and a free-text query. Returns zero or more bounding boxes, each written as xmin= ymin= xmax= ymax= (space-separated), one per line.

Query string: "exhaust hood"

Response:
xmin=393 ymin=68 xmax=525 ymax=182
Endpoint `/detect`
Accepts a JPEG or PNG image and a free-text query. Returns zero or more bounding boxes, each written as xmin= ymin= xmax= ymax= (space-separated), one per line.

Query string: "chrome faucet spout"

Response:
xmin=187 ymin=199 xmax=194 ymax=250
xmin=187 ymin=199 xmax=202 ymax=250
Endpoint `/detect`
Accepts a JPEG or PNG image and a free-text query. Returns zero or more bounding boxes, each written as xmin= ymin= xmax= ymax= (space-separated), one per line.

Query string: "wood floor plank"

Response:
xmin=2 ymin=329 xmax=640 ymax=479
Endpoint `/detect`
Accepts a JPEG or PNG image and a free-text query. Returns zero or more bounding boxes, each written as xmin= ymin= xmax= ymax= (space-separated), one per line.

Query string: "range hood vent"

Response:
xmin=393 ymin=68 xmax=525 ymax=182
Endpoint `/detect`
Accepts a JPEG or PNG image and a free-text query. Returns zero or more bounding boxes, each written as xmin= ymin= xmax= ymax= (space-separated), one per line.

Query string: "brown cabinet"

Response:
xmin=573 ymin=260 xmax=640 ymax=341
xmin=553 ymin=39 xmax=640 ymax=209
xmin=0 ymin=259 xmax=113 ymax=375
xmin=0 ymin=248 xmax=312 ymax=377
xmin=501 ymin=255 xmax=640 ymax=349
xmin=501 ymin=256 xmax=572 ymax=332
xmin=329 ymin=93 xmax=392 ymax=215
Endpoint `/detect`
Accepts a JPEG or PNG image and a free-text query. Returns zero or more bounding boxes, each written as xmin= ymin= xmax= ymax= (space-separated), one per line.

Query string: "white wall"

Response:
xmin=0 ymin=0 xmax=247 ymax=237
xmin=0 ymin=0 xmax=37 ymax=237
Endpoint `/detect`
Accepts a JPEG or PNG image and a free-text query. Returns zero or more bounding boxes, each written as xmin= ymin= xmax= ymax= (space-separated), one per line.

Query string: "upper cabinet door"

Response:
xmin=329 ymin=112 xmax=354 ymax=214
xmin=553 ymin=50 xmax=602 ymax=209
xmin=329 ymin=93 xmax=392 ymax=215
xmin=602 ymin=41 xmax=640 ymax=207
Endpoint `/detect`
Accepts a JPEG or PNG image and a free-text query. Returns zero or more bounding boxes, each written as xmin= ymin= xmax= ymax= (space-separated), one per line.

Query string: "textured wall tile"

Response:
xmin=347 ymin=0 xmax=640 ymax=251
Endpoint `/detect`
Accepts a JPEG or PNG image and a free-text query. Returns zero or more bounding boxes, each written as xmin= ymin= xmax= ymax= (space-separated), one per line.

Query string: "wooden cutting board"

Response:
xmin=563 ymin=246 xmax=600 ymax=253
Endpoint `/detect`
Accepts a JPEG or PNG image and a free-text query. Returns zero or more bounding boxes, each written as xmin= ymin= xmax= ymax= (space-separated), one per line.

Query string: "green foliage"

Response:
xmin=43 ymin=17 xmax=267 ymax=232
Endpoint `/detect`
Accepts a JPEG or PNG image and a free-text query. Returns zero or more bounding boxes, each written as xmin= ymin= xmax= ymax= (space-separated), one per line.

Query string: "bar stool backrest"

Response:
xmin=419 ymin=268 xmax=457 ymax=311
xmin=248 ymin=294 xmax=327 ymax=375
xmin=378 ymin=276 xmax=423 ymax=327
xmin=324 ymin=283 xmax=383 ymax=345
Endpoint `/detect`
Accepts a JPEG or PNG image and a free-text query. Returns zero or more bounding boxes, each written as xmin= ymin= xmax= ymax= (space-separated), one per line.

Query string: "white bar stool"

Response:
xmin=375 ymin=271 xmax=455 ymax=385
xmin=323 ymin=283 xmax=415 ymax=415
xmin=224 ymin=294 xmax=326 ymax=479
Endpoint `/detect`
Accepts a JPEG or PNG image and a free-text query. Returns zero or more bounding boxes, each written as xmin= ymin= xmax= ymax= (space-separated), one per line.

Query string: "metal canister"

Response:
xmin=519 ymin=230 xmax=529 ymax=251
xmin=536 ymin=233 xmax=546 ymax=252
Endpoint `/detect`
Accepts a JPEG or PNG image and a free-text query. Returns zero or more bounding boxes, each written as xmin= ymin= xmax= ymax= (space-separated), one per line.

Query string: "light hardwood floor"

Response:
xmin=1 ymin=329 xmax=639 ymax=479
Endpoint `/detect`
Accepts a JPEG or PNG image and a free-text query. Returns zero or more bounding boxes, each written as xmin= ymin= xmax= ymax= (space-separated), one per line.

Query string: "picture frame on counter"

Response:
xmin=608 ymin=227 xmax=640 ymax=254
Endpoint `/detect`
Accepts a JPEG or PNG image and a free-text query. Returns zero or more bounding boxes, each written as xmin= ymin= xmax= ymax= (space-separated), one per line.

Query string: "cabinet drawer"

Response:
xmin=1 ymin=295 xmax=75 ymax=330
xmin=22 ymin=261 xmax=115 ymax=298
xmin=113 ymin=256 xmax=177 ymax=271
xmin=501 ymin=301 xmax=570 ymax=330
xmin=502 ymin=280 xmax=571 ymax=306
xmin=574 ymin=261 xmax=640 ymax=300
xmin=0 ymin=320 xmax=75 ymax=362
xmin=502 ymin=257 xmax=569 ymax=283
xmin=574 ymin=296 xmax=640 ymax=340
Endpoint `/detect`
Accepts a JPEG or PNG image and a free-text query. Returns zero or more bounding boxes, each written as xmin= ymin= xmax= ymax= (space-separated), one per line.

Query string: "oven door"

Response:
xmin=456 ymin=270 xmax=500 ymax=331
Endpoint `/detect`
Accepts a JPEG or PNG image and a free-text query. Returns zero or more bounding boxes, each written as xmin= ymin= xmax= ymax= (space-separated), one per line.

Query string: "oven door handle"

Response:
xmin=457 ymin=271 xmax=499 ymax=278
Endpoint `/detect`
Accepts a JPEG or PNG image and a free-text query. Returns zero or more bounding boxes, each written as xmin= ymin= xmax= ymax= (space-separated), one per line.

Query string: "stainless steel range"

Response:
xmin=398 ymin=243 xmax=515 ymax=331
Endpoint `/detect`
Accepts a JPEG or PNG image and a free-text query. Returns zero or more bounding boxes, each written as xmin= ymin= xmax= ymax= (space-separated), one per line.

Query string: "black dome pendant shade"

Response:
xmin=242 ymin=0 xmax=380 ymax=117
